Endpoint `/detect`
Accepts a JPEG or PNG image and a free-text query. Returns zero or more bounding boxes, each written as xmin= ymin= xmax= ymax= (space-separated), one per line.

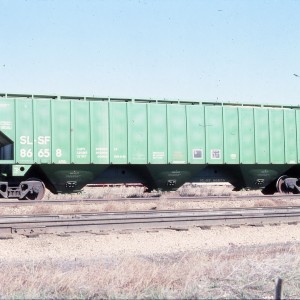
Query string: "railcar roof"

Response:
xmin=0 ymin=92 xmax=299 ymax=109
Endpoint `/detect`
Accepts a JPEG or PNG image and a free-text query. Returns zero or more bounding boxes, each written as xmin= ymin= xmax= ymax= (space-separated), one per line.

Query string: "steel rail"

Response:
xmin=0 ymin=206 xmax=300 ymax=236
xmin=0 ymin=193 xmax=299 ymax=206
xmin=2 ymin=204 xmax=300 ymax=217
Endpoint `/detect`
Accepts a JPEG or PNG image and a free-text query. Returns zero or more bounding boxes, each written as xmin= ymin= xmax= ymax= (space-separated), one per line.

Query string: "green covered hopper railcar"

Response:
xmin=0 ymin=93 xmax=299 ymax=200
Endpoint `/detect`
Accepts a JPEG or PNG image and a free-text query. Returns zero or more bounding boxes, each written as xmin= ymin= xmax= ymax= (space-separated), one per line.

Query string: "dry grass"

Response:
xmin=43 ymin=183 xmax=262 ymax=201
xmin=0 ymin=198 xmax=275 ymax=216
xmin=177 ymin=183 xmax=262 ymax=197
xmin=44 ymin=186 xmax=150 ymax=201
xmin=0 ymin=244 xmax=300 ymax=299
xmin=178 ymin=183 xmax=232 ymax=197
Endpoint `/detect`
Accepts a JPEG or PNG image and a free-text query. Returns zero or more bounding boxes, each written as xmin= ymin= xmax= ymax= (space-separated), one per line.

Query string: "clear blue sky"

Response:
xmin=1 ymin=0 xmax=300 ymax=104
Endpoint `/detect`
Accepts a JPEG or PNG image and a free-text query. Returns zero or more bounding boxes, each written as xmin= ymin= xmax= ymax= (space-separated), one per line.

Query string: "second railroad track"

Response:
xmin=0 ymin=206 xmax=300 ymax=237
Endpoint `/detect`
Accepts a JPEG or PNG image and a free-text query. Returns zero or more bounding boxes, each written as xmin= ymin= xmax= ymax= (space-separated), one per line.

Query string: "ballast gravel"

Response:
xmin=1 ymin=224 xmax=300 ymax=263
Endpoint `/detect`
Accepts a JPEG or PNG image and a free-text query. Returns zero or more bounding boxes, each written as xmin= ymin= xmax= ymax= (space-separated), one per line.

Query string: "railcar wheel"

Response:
xmin=22 ymin=178 xmax=46 ymax=201
xmin=276 ymin=175 xmax=289 ymax=194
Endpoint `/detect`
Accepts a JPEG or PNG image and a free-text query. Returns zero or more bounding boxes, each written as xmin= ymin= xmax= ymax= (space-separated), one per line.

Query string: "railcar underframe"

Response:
xmin=0 ymin=162 xmax=300 ymax=200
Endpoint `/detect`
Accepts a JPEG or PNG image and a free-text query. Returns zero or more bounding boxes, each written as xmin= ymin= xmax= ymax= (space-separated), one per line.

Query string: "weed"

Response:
xmin=0 ymin=245 xmax=299 ymax=299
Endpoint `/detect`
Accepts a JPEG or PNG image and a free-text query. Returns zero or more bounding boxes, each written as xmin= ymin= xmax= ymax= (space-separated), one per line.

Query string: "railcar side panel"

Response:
xmin=90 ymin=101 xmax=109 ymax=163
xmin=127 ymin=103 xmax=147 ymax=164
xmin=51 ymin=100 xmax=71 ymax=164
xmin=239 ymin=107 xmax=255 ymax=164
xmin=16 ymin=100 xmax=34 ymax=164
xmin=0 ymin=99 xmax=15 ymax=162
xmin=254 ymin=108 xmax=270 ymax=164
xmin=147 ymin=104 xmax=167 ymax=164
xmin=269 ymin=109 xmax=285 ymax=164
xmin=223 ymin=106 xmax=239 ymax=164
xmin=296 ymin=110 xmax=300 ymax=164
xmin=167 ymin=104 xmax=187 ymax=164
xmin=33 ymin=99 xmax=52 ymax=164
xmin=71 ymin=101 xmax=90 ymax=164
xmin=109 ymin=102 xmax=128 ymax=164
xmin=284 ymin=110 xmax=297 ymax=164
xmin=186 ymin=105 xmax=205 ymax=164
xmin=205 ymin=106 xmax=223 ymax=164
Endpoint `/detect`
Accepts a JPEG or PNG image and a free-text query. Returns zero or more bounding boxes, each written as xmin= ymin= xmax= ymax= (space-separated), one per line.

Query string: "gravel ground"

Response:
xmin=1 ymin=186 xmax=300 ymax=298
xmin=1 ymin=224 xmax=300 ymax=263
xmin=1 ymin=187 xmax=300 ymax=298
xmin=1 ymin=184 xmax=300 ymax=263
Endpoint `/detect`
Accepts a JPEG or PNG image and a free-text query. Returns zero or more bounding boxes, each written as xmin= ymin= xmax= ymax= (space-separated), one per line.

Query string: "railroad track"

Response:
xmin=1 ymin=206 xmax=300 ymax=237
xmin=0 ymin=193 xmax=300 ymax=206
